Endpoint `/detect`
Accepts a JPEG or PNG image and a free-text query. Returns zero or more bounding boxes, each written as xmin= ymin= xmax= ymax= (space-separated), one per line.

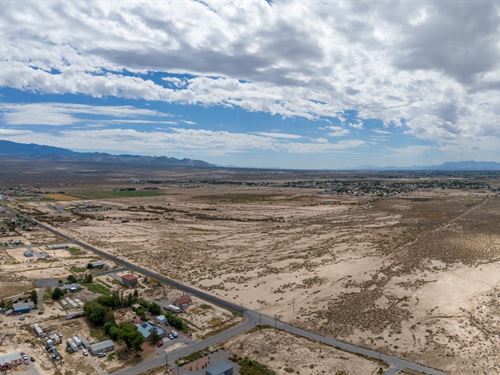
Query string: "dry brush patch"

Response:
xmin=37 ymin=187 xmax=500 ymax=374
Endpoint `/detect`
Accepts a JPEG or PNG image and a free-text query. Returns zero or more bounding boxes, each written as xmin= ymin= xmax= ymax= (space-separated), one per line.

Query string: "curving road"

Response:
xmin=10 ymin=208 xmax=445 ymax=375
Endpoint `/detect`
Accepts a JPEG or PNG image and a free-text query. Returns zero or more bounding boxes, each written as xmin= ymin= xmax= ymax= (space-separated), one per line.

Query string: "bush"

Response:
xmin=67 ymin=274 xmax=77 ymax=283
xmin=51 ymin=287 xmax=65 ymax=300
xmin=238 ymin=357 xmax=275 ymax=375
xmin=165 ymin=311 xmax=187 ymax=331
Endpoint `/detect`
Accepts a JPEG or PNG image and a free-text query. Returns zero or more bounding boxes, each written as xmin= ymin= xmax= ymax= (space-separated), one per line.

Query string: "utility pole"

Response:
xmin=292 ymin=298 xmax=295 ymax=314
xmin=274 ymin=314 xmax=277 ymax=329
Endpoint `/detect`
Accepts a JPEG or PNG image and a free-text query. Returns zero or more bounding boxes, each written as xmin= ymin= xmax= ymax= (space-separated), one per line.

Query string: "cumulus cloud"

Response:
xmin=0 ymin=0 xmax=500 ymax=155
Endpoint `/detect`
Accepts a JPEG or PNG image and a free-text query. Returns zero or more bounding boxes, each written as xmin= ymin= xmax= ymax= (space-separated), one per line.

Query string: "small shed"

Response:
xmin=121 ymin=274 xmax=138 ymax=288
xmin=155 ymin=315 xmax=167 ymax=325
xmin=205 ymin=360 xmax=234 ymax=375
xmin=174 ymin=294 xmax=191 ymax=309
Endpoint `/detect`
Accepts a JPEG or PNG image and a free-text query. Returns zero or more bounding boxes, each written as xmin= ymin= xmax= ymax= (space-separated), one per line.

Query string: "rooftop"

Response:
xmin=12 ymin=301 xmax=35 ymax=310
xmin=136 ymin=322 xmax=165 ymax=338
xmin=89 ymin=340 xmax=114 ymax=351
xmin=175 ymin=294 xmax=191 ymax=306
xmin=121 ymin=274 xmax=138 ymax=281
xmin=206 ymin=360 xmax=234 ymax=375
xmin=0 ymin=352 xmax=22 ymax=366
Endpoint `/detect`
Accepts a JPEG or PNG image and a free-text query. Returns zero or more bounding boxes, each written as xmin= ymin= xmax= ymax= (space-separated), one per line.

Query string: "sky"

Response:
xmin=1 ymin=0 xmax=500 ymax=169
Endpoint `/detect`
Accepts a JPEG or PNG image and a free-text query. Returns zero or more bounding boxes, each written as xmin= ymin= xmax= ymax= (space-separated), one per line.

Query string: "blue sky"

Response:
xmin=1 ymin=1 xmax=499 ymax=168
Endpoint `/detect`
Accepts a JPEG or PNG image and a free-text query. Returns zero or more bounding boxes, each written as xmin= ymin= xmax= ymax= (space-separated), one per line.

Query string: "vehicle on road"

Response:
xmin=82 ymin=350 xmax=88 ymax=356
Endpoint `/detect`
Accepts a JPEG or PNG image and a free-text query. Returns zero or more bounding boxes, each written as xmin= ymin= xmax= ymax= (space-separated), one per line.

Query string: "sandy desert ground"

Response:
xmin=225 ymin=327 xmax=382 ymax=375
xmin=18 ymin=183 xmax=500 ymax=374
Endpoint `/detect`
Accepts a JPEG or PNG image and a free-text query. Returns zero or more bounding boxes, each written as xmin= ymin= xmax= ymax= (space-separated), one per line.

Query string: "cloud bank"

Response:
xmin=1 ymin=0 xmax=500 ymax=159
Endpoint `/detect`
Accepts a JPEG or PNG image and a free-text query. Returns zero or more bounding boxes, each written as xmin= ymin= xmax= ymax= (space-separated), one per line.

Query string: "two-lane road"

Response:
xmin=9 ymin=208 xmax=445 ymax=375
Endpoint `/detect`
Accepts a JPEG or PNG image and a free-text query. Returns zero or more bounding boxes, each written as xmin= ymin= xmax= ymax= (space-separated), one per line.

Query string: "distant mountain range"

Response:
xmin=1 ymin=140 xmax=500 ymax=171
xmin=0 ymin=140 xmax=214 ymax=168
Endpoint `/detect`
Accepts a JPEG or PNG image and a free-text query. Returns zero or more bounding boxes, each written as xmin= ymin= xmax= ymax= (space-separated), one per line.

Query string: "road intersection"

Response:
xmin=9 ymin=207 xmax=445 ymax=375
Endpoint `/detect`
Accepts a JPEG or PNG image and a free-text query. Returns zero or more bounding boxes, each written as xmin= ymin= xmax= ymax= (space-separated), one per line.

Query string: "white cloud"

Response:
xmin=0 ymin=1 xmax=500 ymax=156
xmin=320 ymin=125 xmax=350 ymax=137
xmin=254 ymin=132 xmax=302 ymax=139
xmin=373 ymin=129 xmax=391 ymax=135
xmin=349 ymin=121 xmax=363 ymax=130
xmin=0 ymin=127 xmax=364 ymax=156
xmin=0 ymin=102 xmax=170 ymax=126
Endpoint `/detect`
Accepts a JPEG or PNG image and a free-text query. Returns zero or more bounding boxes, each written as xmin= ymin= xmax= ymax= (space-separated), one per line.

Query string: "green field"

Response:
xmin=86 ymin=283 xmax=111 ymax=295
xmin=80 ymin=190 xmax=163 ymax=199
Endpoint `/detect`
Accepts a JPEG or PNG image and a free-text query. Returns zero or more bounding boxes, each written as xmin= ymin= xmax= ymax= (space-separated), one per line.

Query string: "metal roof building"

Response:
xmin=89 ymin=340 xmax=114 ymax=355
xmin=205 ymin=360 xmax=234 ymax=375
xmin=13 ymin=301 xmax=35 ymax=314
xmin=0 ymin=352 xmax=23 ymax=369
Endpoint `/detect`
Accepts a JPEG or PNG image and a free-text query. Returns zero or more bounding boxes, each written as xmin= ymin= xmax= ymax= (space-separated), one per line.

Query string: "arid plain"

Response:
xmin=5 ymin=166 xmax=500 ymax=375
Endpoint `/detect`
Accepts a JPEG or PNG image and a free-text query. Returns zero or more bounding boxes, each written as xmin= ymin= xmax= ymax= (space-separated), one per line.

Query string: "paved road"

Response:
xmin=10 ymin=209 xmax=445 ymax=375
xmin=37 ymin=287 xmax=45 ymax=314
xmin=35 ymin=278 xmax=59 ymax=288
xmin=116 ymin=311 xmax=257 ymax=375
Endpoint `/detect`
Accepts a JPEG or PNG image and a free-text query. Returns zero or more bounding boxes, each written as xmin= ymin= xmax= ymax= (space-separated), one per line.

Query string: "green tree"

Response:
xmin=51 ymin=287 xmax=64 ymax=300
xmin=117 ymin=322 xmax=144 ymax=353
xmin=148 ymin=302 xmax=161 ymax=316
xmin=29 ymin=289 xmax=38 ymax=306
xmin=84 ymin=301 xmax=114 ymax=326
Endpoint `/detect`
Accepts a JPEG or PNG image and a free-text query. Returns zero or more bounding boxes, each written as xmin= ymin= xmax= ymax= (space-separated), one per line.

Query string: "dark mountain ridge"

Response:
xmin=0 ymin=140 xmax=213 ymax=168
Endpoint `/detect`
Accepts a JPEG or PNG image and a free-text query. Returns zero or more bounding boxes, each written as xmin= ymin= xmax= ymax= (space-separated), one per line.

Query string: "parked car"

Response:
xmin=82 ymin=350 xmax=88 ymax=356
xmin=97 ymin=352 xmax=106 ymax=358
xmin=156 ymin=341 xmax=164 ymax=347
xmin=171 ymin=330 xmax=178 ymax=338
